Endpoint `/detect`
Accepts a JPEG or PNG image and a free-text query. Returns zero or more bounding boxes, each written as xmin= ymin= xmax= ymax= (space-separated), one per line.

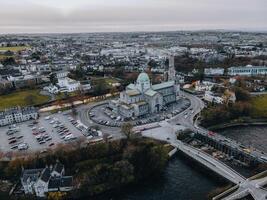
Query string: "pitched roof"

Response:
xmin=126 ymin=89 xmax=140 ymax=97
xmin=60 ymin=176 xmax=73 ymax=188
xmin=152 ymin=81 xmax=175 ymax=91
xmin=48 ymin=178 xmax=60 ymax=189
xmin=53 ymin=163 xmax=64 ymax=174
xmin=40 ymin=168 xmax=51 ymax=183
xmin=144 ymin=89 xmax=158 ymax=97
xmin=126 ymin=83 xmax=136 ymax=90
xmin=22 ymin=168 xmax=43 ymax=183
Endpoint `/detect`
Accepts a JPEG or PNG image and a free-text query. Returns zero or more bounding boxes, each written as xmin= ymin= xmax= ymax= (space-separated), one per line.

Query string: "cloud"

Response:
xmin=0 ymin=0 xmax=266 ymax=33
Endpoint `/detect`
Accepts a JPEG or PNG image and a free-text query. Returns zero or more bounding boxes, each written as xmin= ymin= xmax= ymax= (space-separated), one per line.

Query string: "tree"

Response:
xmin=2 ymin=57 xmax=15 ymax=66
xmin=127 ymin=143 xmax=168 ymax=180
xmin=234 ymin=87 xmax=251 ymax=102
xmin=48 ymin=191 xmax=67 ymax=200
xmin=49 ymin=73 xmax=58 ymax=85
xmin=121 ymin=122 xmax=133 ymax=140
xmin=24 ymin=94 xmax=36 ymax=105
xmin=110 ymin=87 xmax=118 ymax=96
xmin=93 ymin=81 xmax=108 ymax=96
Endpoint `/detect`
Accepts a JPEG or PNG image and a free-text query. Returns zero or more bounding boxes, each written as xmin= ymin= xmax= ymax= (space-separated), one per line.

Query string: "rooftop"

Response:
xmin=152 ymin=81 xmax=175 ymax=91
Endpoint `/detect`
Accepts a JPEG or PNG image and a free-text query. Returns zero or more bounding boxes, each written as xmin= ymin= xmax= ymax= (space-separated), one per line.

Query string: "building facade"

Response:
xmin=21 ymin=163 xmax=73 ymax=197
xmin=109 ymin=72 xmax=179 ymax=118
xmin=0 ymin=107 xmax=38 ymax=127
xmin=228 ymin=65 xmax=267 ymax=76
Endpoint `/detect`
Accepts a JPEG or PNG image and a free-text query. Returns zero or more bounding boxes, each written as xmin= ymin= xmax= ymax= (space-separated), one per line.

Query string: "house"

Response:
xmin=204 ymin=91 xmax=223 ymax=104
xmin=204 ymin=68 xmax=225 ymax=76
xmin=57 ymin=77 xmax=81 ymax=93
xmin=0 ymin=107 xmax=38 ymax=127
xmin=56 ymin=70 xmax=81 ymax=93
xmin=21 ymin=162 xmax=73 ymax=197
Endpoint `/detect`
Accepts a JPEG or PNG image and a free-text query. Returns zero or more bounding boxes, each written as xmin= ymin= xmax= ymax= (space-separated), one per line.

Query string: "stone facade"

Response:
xmin=109 ymin=72 xmax=179 ymax=118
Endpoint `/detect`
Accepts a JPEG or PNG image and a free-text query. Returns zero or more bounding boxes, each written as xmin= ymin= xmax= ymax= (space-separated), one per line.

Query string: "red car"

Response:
xmin=32 ymin=132 xmax=39 ymax=135
xmin=208 ymin=131 xmax=216 ymax=136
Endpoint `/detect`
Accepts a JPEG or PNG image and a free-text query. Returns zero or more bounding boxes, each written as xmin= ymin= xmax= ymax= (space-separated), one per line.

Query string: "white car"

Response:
xmin=45 ymin=116 xmax=51 ymax=120
xmin=49 ymin=120 xmax=55 ymax=124
xmin=18 ymin=143 xmax=29 ymax=150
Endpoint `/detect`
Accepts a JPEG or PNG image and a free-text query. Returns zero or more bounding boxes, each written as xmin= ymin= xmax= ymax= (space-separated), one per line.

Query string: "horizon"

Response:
xmin=1 ymin=28 xmax=267 ymax=36
xmin=1 ymin=0 xmax=267 ymax=34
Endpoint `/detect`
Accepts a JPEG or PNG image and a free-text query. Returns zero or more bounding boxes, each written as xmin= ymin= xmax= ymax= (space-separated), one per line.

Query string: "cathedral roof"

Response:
xmin=137 ymin=72 xmax=150 ymax=83
xmin=152 ymin=81 xmax=175 ymax=90
xmin=126 ymin=89 xmax=140 ymax=96
xmin=145 ymin=89 xmax=158 ymax=97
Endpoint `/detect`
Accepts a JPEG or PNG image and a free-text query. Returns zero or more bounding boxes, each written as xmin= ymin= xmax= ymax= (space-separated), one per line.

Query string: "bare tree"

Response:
xmin=121 ymin=122 xmax=133 ymax=140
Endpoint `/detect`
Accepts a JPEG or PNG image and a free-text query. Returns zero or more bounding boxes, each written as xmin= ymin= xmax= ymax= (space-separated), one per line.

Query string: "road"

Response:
xmin=77 ymin=102 xmax=123 ymax=140
xmin=169 ymin=91 xmax=267 ymax=163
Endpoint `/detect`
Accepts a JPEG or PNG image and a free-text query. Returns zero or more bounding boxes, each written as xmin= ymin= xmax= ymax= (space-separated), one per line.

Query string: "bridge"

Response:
xmin=171 ymin=140 xmax=245 ymax=185
xmin=139 ymin=91 xmax=267 ymax=200
xmin=141 ymin=121 xmax=267 ymax=200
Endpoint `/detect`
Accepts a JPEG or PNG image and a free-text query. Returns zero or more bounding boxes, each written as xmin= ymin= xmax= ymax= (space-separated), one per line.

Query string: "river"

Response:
xmin=93 ymin=126 xmax=266 ymax=200
xmin=218 ymin=125 xmax=267 ymax=153
xmin=93 ymin=154 xmax=228 ymax=200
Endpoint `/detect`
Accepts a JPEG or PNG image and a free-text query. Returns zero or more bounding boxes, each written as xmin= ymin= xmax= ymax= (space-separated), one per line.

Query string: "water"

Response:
xmin=218 ymin=125 xmax=267 ymax=153
xmin=94 ymin=126 xmax=267 ymax=200
xmin=94 ymin=155 xmax=227 ymax=200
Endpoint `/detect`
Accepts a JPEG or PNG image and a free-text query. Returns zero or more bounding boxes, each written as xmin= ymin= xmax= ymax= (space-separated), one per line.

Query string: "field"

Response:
xmin=0 ymin=55 xmax=13 ymax=61
xmin=91 ymin=76 xmax=120 ymax=85
xmin=251 ymin=94 xmax=267 ymax=118
xmin=0 ymin=46 xmax=30 ymax=52
xmin=0 ymin=90 xmax=50 ymax=110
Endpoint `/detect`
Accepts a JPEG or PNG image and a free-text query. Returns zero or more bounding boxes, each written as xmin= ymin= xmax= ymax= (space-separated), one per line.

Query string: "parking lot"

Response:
xmin=89 ymin=98 xmax=191 ymax=127
xmin=0 ymin=112 xmax=90 ymax=153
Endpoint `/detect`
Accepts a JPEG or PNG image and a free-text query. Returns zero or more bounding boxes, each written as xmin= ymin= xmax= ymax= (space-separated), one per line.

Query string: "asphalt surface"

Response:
xmin=0 ymin=112 xmax=86 ymax=153
xmin=169 ymin=91 xmax=267 ymax=162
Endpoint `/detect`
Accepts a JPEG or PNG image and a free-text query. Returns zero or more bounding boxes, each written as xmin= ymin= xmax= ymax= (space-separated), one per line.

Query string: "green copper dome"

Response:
xmin=137 ymin=72 xmax=150 ymax=83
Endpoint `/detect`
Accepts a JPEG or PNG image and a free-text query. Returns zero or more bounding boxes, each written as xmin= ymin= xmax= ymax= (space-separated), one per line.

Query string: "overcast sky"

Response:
xmin=1 ymin=0 xmax=267 ymax=33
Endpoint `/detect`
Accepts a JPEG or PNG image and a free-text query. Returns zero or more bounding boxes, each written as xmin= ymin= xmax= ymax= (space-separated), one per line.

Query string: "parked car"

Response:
xmin=9 ymin=140 xmax=17 ymax=144
xmin=18 ymin=143 xmax=29 ymax=150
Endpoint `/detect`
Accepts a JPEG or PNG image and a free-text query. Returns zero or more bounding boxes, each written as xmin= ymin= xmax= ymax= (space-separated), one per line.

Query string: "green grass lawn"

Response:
xmin=91 ymin=76 xmax=120 ymax=86
xmin=55 ymin=92 xmax=77 ymax=100
xmin=0 ymin=46 xmax=30 ymax=52
xmin=0 ymin=55 xmax=13 ymax=61
xmin=0 ymin=90 xmax=50 ymax=110
xmin=251 ymin=94 xmax=267 ymax=118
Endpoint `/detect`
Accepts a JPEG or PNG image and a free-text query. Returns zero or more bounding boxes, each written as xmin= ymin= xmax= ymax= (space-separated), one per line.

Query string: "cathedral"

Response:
xmin=109 ymin=56 xmax=179 ymax=118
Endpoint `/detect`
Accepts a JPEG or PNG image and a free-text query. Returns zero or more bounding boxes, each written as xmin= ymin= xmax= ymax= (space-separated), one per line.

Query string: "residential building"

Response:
xmin=228 ymin=65 xmax=267 ymax=76
xmin=0 ymin=107 xmax=38 ymax=127
xmin=204 ymin=68 xmax=225 ymax=76
xmin=21 ymin=162 xmax=73 ymax=197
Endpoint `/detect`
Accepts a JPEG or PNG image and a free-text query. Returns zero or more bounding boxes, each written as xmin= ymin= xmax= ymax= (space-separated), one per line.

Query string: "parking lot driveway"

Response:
xmin=88 ymin=98 xmax=190 ymax=127
xmin=0 ymin=112 xmax=86 ymax=153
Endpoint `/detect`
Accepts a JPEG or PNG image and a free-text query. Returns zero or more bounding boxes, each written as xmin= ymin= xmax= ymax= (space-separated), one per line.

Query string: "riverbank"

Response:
xmin=1 ymin=138 xmax=171 ymax=200
xmin=217 ymin=125 xmax=267 ymax=153
xmin=207 ymin=118 xmax=267 ymax=131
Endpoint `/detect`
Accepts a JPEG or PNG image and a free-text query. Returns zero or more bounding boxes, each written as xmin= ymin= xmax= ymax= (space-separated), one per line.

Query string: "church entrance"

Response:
xmin=155 ymin=104 xmax=160 ymax=112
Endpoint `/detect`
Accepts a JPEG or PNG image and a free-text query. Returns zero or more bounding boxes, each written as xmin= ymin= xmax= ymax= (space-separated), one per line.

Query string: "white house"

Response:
xmin=57 ymin=77 xmax=81 ymax=93
xmin=204 ymin=91 xmax=223 ymax=104
xmin=204 ymin=68 xmax=225 ymax=76
xmin=0 ymin=107 xmax=38 ymax=127
xmin=21 ymin=162 xmax=72 ymax=197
